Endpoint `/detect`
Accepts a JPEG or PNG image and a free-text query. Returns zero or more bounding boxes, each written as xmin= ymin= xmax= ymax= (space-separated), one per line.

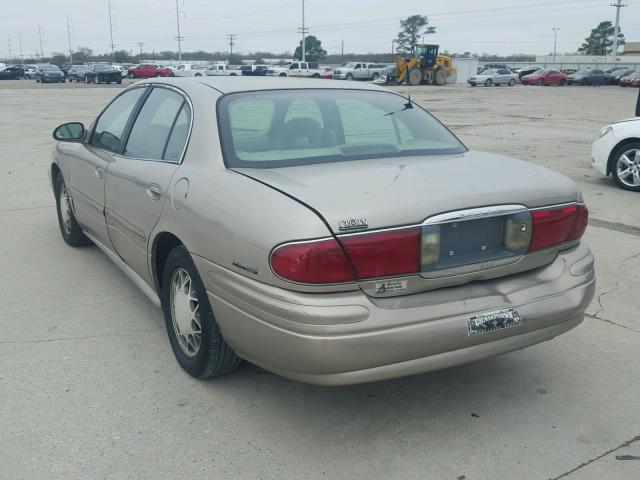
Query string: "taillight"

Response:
xmin=529 ymin=204 xmax=588 ymax=251
xmin=271 ymin=238 xmax=355 ymax=284
xmin=339 ymin=227 xmax=422 ymax=279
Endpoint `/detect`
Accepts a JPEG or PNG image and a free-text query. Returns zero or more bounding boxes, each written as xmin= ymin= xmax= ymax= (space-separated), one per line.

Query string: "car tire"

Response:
xmin=538 ymin=79 xmax=545 ymax=86
xmin=372 ymin=72 xmax=380 ymax=81
xmin=611 ymin=142 xmax=640 ymax=192
xmin=161 ymin=245 xmax=242 ymax=379
xmin=54 ymin=173 xmax=90 ymax=247
xmin=508 ymin=78 xmax=516 ymax=86
xmin=128 ymin=73 xmax=134 ymax=79
xmin=346 ymin=73 xmax=354 ymax=81
xmin=117 ymin=78 xmax=122 ymax=84
xmin=559 ymin=79 xmax=566 ymax=86
xmin=279 ymin=72 xmax=287 ymax=77
xmin=485 ymin=79 xmax=492 ymax=87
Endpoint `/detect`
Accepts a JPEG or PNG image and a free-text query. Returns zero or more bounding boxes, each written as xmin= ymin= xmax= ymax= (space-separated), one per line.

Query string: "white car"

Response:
xmin=592 ymin=117 xmax=640 ymax=191
xmin=267 ymin=66 xmax=289 ymax=77
xmin=468 ymin=68 xmax=518 ymax=87
xmin=172 ymin=64 xmax=208 ymax=77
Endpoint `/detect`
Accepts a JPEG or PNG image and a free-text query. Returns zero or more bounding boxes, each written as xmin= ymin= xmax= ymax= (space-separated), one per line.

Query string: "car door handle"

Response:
xmin=146 ymin=184 xmax=162 ymax=200
xmin=94 ymin=166 xmax=104 ymax=179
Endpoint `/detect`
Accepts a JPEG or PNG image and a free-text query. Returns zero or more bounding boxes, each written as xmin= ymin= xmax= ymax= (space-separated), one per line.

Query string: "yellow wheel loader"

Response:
xmin=395 ymin=44 xmax=456 ymax=86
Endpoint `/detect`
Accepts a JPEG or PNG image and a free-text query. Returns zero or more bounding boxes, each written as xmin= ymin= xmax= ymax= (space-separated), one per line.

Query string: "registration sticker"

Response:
xmin=466 ymin=308 xmax=521 ymax=336
xmin=375 ymin=280 xmax=407 ymax=295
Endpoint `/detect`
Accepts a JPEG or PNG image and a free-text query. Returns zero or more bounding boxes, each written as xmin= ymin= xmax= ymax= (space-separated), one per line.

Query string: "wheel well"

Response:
xmin=153 ymin=232 xmax=184 ymax=294
xmin=607 ymin=138 xmax=640 ymax=175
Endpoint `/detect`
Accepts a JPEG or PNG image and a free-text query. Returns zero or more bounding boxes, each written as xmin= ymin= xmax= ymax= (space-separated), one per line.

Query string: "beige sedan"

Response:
xmin=50 ymin=77 xmax=594 ymax=385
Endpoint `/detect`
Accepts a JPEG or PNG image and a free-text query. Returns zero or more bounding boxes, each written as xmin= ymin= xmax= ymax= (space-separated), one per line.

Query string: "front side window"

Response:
xmin=91 ymin=87 xmax=145 ymax=153
xmin=219 ymin=89 xmax=466 ymax=168
xmin=124 ymin=87 xmax=185 ymax=160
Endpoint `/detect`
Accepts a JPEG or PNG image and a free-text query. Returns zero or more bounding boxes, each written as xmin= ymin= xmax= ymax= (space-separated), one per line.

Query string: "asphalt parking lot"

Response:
xmin=1 ymin=79 xmax=639 ymax=480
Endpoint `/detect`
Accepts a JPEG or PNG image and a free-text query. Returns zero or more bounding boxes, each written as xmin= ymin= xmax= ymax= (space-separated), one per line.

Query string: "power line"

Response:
xmin=37 ymin=25 xmax=44 ymax=60
xmin=175 ymin=0 xmax=184 ymax=61
xmin=227 ymin=33 xmax=236 ymax=56
xmin=297 ymin=0 xmax=308 ymax=62
xmin=18 ymin=33 xmax=24 ymax=64
xmin=611 ymin=0 xmax=627 ymax=55
xmin=107 ymin=0 xmax=116 ymax=59
xmin=66 ymin=16 xmax=74 ymax=62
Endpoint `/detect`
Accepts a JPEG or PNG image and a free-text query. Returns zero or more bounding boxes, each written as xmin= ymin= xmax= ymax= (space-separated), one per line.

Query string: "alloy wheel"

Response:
xmin=616 ymin=149 xmax=640 ymax=187
xmin=170 ymin=268 xmax=202 ymax=358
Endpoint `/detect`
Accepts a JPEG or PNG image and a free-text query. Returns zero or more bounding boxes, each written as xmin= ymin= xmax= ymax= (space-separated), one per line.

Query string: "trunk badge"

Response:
xmin=338 ymin=218 xmax=368 ymax=231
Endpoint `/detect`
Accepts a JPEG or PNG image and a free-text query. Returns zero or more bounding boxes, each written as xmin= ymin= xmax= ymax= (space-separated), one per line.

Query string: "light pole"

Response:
xmin=552 ymin=27 xmax=559 ymax=63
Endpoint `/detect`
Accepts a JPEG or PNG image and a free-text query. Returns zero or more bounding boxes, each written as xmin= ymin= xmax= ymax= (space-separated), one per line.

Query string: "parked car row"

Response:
xmin=468 ymin=66 xmax=639 ymax=88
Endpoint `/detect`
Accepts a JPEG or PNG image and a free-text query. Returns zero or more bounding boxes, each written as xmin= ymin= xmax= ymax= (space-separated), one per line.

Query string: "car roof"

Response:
xmin=138 ymin=76 xmax=392 ymax=95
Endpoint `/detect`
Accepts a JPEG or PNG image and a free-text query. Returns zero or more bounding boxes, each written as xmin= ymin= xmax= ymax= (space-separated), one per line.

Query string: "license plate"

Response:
xmin=466 ymin=308 xmax=521 ymax=336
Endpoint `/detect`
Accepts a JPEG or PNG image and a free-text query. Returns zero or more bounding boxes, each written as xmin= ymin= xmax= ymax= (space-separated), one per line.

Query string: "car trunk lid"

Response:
xmin=236 ymin=151 xmax=581 ymax=296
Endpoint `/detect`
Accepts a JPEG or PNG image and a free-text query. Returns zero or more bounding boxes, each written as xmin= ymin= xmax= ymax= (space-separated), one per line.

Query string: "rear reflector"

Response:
xmin=339 ymin=227 xmax=422 ymax=279
xmin=529 ymin=204 xmax=588 ymax=251
xmin=271 ymin=238 xmax=355 ymax=284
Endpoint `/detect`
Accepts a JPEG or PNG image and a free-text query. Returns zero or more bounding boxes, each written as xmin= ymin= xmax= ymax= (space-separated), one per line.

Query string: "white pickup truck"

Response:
xmin=206 ymin=64 xmax=241 ymax=76
xmin=333 ymin=62 xmax=387 ymax=81
xmin=287 ymin=61 xmax=324 ymax=78
xmin=172 ymin=64 xmax=208 ymax=77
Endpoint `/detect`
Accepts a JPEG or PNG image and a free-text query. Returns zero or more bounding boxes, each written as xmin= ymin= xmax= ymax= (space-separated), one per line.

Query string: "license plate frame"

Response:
xmin=466 ymin=307 xmax=522 ymax=336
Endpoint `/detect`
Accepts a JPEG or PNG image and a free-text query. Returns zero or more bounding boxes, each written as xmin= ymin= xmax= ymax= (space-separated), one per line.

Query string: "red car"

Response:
xmin=620 ymin=72 xmax=640 ymax=87
xmin=322 ymin=67 xmax=334 ymax=79
xmin=127 ymin=64 xmax=173 ymax=79
xmin=521 ymin=69 xmax=567 ymax=86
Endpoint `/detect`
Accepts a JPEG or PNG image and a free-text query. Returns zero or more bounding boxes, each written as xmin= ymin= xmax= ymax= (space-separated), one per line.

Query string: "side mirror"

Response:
xmin=53 ymin=122 xmax=85 ymax=142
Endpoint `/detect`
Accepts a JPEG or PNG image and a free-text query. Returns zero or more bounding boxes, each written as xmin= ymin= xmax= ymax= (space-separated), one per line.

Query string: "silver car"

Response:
xmin=468 ymin=68 xmax=518 ymax=87
xmin=50 ymin=78 xmax=595 ymax=385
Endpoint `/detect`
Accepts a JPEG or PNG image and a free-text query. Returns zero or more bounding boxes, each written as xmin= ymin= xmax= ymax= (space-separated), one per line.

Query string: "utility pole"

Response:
xmin=66 ymin=17 xmax=73 ymax=62
xmin=341 ymin=40 xmax=344 ymax=64
xmin=7 ymin=36 xmax=12 ymax=63
xmin=107 ymin=1 xmax=116 ymax=60
xmin=37 ymin=25 xmax=44 ymax=61
xmin=392 ymin=39 xmax=395 ymax=55
xmin=136 ymin=42 xmax=144 ymax=59
xmin=552 ymin=27 xmax=559 ymax=63
xmin=611 ymin=0 xmax=627 ymax=56
xmin=298 ymin=0 xmax=308 ymax=62
xmin=227 ymin=34 xmax=236 ymax=56
xmin=175 ymin=0 xmax=184 ymax=62
xmin=18 ymin=33 xmax=24 ymax=64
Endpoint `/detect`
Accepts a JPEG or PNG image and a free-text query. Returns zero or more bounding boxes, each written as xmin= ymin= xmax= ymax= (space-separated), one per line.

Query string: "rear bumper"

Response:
xmin=194 ymin=243 xmax=595 ymax=385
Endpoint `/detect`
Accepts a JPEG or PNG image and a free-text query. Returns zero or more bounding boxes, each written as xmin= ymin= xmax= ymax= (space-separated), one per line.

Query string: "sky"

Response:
xmin=1 ymin=0 xmax=639 ymax=60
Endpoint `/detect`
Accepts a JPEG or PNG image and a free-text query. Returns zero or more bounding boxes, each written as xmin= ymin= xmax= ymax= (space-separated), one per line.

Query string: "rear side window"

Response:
xmin=91 ymin=87 xmax=145 ymax=153
xmin=164 ymin=104 xmax=191 ymax=162
xmin=124 ymin=87 xmax=186 ymax=160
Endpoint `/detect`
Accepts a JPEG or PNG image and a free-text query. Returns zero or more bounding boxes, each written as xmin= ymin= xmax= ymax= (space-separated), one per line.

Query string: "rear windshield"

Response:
xmin=218 ymin=89 xmax=466 ymax=168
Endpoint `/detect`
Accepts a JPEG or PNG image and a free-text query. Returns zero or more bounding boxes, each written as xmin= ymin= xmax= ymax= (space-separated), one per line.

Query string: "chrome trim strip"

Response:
xmin=422 ymin=204 xmax=528 ymax=225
